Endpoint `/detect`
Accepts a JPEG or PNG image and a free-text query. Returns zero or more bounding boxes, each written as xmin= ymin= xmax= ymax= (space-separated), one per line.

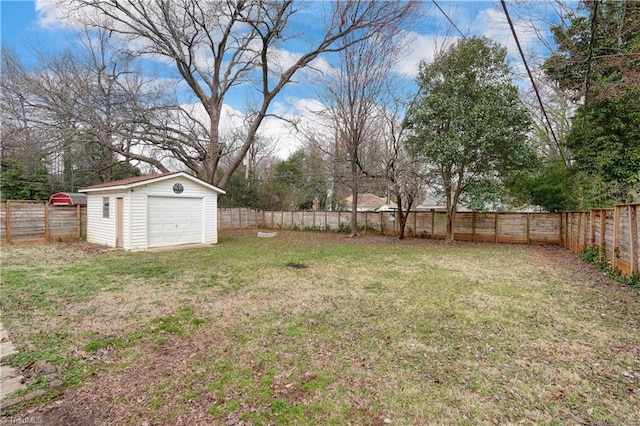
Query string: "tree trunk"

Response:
xmin=206 ymin=106 xmax=222 ymax=185
xmin=350 ymin=160 xmax=359 ymax=237
xmin=397 ymin=194 xmax=405 ymax=239
xmin=397 ymin=196 xmax=414 ymax=240
xmin=445 ymin=184 xmax=456 ymax=243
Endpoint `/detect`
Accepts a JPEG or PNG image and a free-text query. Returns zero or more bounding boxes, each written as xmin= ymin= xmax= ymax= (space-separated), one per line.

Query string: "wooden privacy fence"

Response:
xmin=4 ymin=202 xmax=637 ymax=278
xmin=219 ymin=208 xmax=564 ymax=245
xmin=1 ymin=201 xmax=86 ymax=246
xmin=563 ymin=204 xmax=639 ymax=278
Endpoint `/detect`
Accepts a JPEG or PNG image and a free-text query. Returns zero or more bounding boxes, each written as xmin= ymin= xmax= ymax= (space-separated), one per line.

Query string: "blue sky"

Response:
xmin=1 ymin=1 xmax=74 ymax=60
xmin=1 ymin=0 xmax=570 ymax=157
xmin=1 ymin=0 xmax=554 ymax=72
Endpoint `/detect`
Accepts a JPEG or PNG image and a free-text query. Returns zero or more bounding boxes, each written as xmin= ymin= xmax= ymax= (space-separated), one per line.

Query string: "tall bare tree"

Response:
xmin=61 ymin=0 xmax=418 ymax=189
xmin=311 ymin=4 xmax=419 ymax=235
xmin=379 ymin=94 xmax=424 ymax=239
xmin=1 ymin=30 xmax=175 ymax=189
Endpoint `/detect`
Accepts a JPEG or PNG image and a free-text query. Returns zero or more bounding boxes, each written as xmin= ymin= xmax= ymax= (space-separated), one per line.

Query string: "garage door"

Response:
xmin=148 ymin=197 xmax=203 ymax=248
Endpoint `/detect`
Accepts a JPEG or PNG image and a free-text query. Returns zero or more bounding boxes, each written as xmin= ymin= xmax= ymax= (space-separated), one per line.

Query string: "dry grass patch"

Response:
xmin=1 ymin=230 xmax=639 ymax=425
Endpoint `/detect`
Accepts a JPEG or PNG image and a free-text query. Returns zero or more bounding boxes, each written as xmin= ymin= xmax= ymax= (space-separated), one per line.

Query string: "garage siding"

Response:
xmin=86 ymin=194 xmax=116 ymax=247
xmin=129 ymin=192 xmax=148 ymax=251
xmin=204 ymin=196 xmax=218 ymax=244
xmin=138 ymin=177 xmax=209 ymax=198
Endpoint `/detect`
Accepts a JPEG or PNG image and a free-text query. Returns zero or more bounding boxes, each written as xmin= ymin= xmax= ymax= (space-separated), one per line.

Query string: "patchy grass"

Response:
xmin=1 ymin=231 xmax=639 ymax=425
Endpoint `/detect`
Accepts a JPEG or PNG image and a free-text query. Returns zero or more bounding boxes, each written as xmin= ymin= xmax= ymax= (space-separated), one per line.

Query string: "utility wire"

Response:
xmin=407 ymin=0 xmax=471 ymax=111
xmin=500 ymin=0 xmax=565 ymax=165
xmin=404 ymin=0 xmax=463 ymax=117
xmin=432 ymin=0 xmax=468 ymax=41
xmin=583 ymin=0 xmax=599 ymax=109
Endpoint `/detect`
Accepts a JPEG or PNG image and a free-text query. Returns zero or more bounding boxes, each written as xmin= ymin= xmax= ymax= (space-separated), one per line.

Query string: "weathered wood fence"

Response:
xmin=229 ymin=209 xmax=564 ymax=244
xmin=562 ymin=204 xmax=639 ymax=278
xmin=3 ymin=202 xmax=638 ymax=278
xmin=1 ymin=201 xmax=86 ymax=246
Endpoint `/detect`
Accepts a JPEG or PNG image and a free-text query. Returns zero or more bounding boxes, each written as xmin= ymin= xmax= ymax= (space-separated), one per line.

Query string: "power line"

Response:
xmin=409 ymin=0 xmax=471 ymax=111
xmin=432 ymin=0 xmax=468 ymax=41
xmin=500 ymin=0 xmax=565 ymax=165
xmin=584 ymin=0 xmax=599 ymax=108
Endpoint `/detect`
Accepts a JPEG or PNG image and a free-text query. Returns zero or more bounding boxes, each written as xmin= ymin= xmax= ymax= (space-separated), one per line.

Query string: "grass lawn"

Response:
xmin=1 ymin=230 xmax=639 ymax=425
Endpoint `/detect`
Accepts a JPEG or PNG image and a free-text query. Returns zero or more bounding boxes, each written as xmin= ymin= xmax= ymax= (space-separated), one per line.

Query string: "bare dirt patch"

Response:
xmin=0 ymin=241 xmax=112 ymax=269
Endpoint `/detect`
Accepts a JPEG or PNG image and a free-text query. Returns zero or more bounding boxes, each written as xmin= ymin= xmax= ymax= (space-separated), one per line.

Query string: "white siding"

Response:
xmin=129 ymin=192 xmax=148 ymax=251
xmin=204 ymin=196 xmax=218 ymax=244
xmin=134 ymin=176 xmax=212 ymax=198
xmin=86 ymin=193 xmax=117 ymax=247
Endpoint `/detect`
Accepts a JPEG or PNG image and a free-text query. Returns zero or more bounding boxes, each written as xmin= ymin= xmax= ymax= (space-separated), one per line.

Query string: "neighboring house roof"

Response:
xmin=415 ymin=195 xmax=472 ymax=212
xmin=344 ymin=193 xmax=388 ymax=209
xmin=79 ymin=171 xmax=226 ymax=194
xmin=378 ymin=204 xmax=398 ymax=212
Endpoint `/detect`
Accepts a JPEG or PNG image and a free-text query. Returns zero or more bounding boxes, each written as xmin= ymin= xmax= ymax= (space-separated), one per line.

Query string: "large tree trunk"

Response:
xmin=445 ymin=179 xmax=456 ymax=243
xmin=396 ymin=194 xmax=405 ymax=240
xmin=445 ymin=204 xmax=457 ymax=243
xmin=397 ymin=195 xmax=414 ymax=240
xmin=350 ymin=160 xmax=359 ymax=237
xmin=205 ymin=106 xmax=222 ymax=185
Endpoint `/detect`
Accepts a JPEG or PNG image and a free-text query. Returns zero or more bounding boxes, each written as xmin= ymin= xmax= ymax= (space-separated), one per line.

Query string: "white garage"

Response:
xmin=79 ymin=172 xmax=225 ymax=251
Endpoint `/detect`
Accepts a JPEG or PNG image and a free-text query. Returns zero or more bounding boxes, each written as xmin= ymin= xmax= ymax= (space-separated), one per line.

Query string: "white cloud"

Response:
xmin=35 ymin=0 xmax=69 ymax=29
xmin=258 ymin=97 xmax=330 ymax=158
xmin=395 ymin=32 xmax=460 ymax=78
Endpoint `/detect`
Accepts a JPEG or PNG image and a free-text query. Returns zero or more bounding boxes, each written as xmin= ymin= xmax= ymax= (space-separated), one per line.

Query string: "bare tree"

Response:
xmin=312 ymin=5 xmax=419 ymax=235
xmin=61 ymin=0 xmax=417 ymax=189
xmin=379 ymin=95 xmax=424 ymax=239
xmin=1 ymin=30 xmax=178 ymax=189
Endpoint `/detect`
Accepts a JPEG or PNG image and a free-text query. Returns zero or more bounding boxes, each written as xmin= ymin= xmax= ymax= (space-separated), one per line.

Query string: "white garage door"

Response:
xmin=148 ymin=197 xmax=203 ymax=248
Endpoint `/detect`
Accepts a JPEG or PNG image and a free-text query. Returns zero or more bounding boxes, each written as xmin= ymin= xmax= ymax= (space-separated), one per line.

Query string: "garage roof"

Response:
xmin=79 ymin=171 xmax=226 ymax=194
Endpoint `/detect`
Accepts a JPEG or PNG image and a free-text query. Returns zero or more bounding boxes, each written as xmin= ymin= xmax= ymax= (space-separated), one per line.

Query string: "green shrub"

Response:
xmin=579 ymin=246 xmax=640 ymax=290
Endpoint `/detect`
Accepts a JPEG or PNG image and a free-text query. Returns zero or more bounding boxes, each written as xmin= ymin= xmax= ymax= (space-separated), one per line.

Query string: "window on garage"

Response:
xmin=103 ymin=197 xmax=110 ymax=218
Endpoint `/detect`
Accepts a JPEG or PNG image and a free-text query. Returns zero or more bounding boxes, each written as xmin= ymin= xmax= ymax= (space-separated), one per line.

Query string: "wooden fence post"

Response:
xmin=600 ymin=210 xmax=606 ymax=251
xmin=570 ymin=213 xmax=575 ymax=251
xmin=525 ymin=213 xmax=531 ymax=244
xmin=471 ymin=212 xmax=476 ymax=242
xmin=613 ymin=206 xmax=621 ymax=270
xmin=590 ymin=209 xmax=596 ymax=247
xmin=583 ymin=212 xmax=589 ymax=250
xmin=44 ymin=202 xmax=50 ymax=243
xmin=431 ymin=209 xmax=435 ymax=238
xmin=630 ymin=205 xmax=638 ymax=274
xmin=494 ymin=212 xmax=498 ymax=243
xmin=413 ymin=211 xmax=417 ymax=237
xmin=577 ymin=212 xmax=583 ymax=252
xmin=558 ymin=212 xmax=563 ymax=246
xmin=364 ymin=211 xmax=368 ymax=235
xmin=564 ymin=212 xmax=569 ymax=249
xmin=76 ymin=204 xmax=82 ymax=239
xmin=5 ymin=201 xmax=11 ymax=245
